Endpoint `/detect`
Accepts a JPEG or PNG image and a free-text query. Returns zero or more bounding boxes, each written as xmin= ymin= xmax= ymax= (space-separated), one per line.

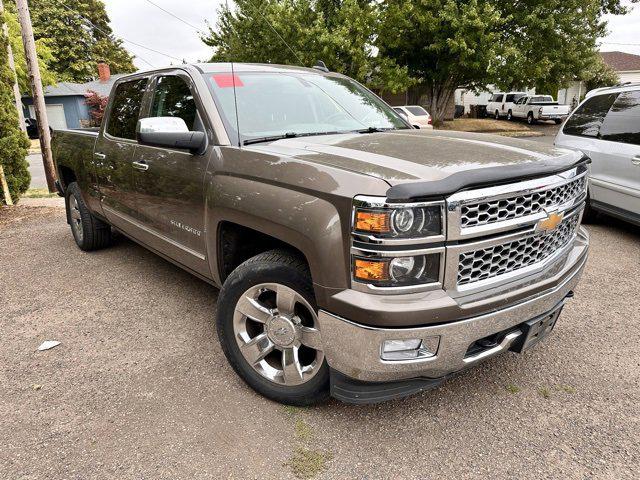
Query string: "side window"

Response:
xmin=150 ymin=75 xmax=200 ymax=131
xmin=599 ymin=90 xmax=640 ymax=145
xmin=106 ymin=78 xmax=148 ymax=140
xmin=563 ymin=93 xmax=619 ymax=138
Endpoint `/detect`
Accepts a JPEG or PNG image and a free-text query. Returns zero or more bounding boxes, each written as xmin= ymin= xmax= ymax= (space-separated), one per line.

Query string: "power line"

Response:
xmin=143 ymin=0 xmax=203 ymax=33
xmin=600 ymin=41 xmax=640 ymax=46
xmin=246 ymin=0 xmax=304 ymax=65
xmin=56 ymin=0 xmax=184 ymax=63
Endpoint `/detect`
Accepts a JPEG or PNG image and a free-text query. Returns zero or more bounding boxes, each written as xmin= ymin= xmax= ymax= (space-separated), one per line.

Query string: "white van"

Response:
xmin=554 ymin=84 xmax=640 ymax=225
xmin=486 ymin=92 xmax=527 ymax=119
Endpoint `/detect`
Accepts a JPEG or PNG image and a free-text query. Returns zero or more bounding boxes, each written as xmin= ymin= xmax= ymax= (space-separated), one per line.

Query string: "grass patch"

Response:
xmin=295 ymin=418 xmax=313 ymax=442
xmin=287 ymin=447 xmax=331 ymax=479
xmin=539 ymin=387 xmax=551 ymax=399
xmin=22 ymin=188 xmax=57 ymax=199
xmin=282 ymin=405 xmax=302 ymax=417
xmin=558 ymin=385 xmax=576 ymax=394
xmin=505 ymin=384 xmax=520 ymax=394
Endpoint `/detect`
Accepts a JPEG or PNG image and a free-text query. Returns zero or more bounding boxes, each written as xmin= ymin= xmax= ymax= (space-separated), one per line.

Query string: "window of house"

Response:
xmin=106 ymin=78 xmax=148 ymax=140
xmin=599 ymin=90 xmax=640 ymax=145
xmin=563 ymin=93 xmax=619 ymax=138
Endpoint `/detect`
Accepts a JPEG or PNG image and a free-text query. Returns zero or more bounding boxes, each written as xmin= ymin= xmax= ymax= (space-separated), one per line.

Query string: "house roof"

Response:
xmin=600 ymin=51 xmax=640 ymax=72
xmin=23 ymin=73 xmax=129 ymax=99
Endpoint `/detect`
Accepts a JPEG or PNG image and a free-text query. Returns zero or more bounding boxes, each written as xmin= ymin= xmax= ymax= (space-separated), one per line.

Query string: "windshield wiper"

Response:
xmin=243 ymin=130 xmax=342 ymax=146
xmin=355 ymin=126 xmax=396 ymax=134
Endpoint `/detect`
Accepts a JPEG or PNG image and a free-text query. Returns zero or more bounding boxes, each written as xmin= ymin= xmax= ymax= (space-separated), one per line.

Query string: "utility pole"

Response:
xmin=0 ymin=0 xmax=26 ymax=133
xmin=15 ymin=0 xmax=56 ymax=192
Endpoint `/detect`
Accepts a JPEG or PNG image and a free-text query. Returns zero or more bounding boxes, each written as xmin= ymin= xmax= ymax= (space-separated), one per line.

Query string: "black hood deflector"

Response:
xmin=386 ymin=155 xmax=590 ymax=202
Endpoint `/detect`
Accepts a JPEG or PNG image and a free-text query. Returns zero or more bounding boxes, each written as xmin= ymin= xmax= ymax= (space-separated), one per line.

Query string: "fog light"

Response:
xmin=381 ymin=336 xmax=440 ymax=361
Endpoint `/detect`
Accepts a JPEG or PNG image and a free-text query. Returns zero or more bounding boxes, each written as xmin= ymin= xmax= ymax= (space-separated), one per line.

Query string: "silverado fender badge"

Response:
xmin=536 ymin=209 xmax=564 ymax=233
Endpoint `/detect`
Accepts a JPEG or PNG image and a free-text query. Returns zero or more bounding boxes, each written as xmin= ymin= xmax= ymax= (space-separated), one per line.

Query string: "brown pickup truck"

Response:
xmin=52 ymin=63 xmax=589 ymax=405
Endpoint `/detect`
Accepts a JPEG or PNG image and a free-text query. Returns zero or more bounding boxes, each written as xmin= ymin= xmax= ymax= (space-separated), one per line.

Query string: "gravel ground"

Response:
xmin=1 ymin=205 xmax=638 ymax=479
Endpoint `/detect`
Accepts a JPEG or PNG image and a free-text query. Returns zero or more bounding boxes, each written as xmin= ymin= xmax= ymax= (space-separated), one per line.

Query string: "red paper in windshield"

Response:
xmin=212 ymin=74 xmax=244 ymax=88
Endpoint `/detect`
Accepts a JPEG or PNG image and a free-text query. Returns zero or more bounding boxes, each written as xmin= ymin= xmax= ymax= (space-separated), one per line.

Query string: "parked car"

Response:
xmin=486 ymin=91 xmax=526 ymax=119
xmin=52 ymin=63 xmax=589 ymax=405
xmin=392 ymin=105 xmax=433 ymax=129
xmin=509 ymin=95 xmax=570 ymax=124
xmin=555 ymin=84 xmax=640 ymax=226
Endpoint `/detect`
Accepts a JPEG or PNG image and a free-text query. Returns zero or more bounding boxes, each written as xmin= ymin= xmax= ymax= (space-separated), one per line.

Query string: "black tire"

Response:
xmin=527 ymin=112 xmax=535 ymax=125
xmin=216 ymin=249 xmax=330 ymax=406
xmin=65 ymin=182 xmax=112 ymax=251
xmin=554 ymin=119 xmax=562 ymax=125
xmin=507 ymin=110 xmax=513 ymax=121
xmin=494 ymin=109 xmax=500 ymax=120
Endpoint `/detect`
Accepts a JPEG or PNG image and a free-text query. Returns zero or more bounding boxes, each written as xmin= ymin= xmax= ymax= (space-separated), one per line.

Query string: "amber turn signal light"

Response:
xmin=355 ymin=211 xmax=391 ymax=233
xmin=354 ymin=258 xmax=390 ymax=281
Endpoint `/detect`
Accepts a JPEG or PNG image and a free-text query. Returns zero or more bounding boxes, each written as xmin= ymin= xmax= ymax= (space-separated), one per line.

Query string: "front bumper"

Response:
xmin=317 ymin=229 xmax=588 ymax=396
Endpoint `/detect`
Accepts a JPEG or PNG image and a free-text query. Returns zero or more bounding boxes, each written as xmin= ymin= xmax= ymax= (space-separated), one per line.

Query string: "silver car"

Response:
xmin=555 ymin=84 xmax=640 ymax=225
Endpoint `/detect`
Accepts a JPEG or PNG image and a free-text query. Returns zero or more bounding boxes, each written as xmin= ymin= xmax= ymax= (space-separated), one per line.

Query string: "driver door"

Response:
xmin=130 ymin=71 xmax=212 ymax=275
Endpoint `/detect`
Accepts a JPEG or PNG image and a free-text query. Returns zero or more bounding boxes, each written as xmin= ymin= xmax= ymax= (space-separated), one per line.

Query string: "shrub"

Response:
xmin=0 ymin=12 xmax=30 ymax=204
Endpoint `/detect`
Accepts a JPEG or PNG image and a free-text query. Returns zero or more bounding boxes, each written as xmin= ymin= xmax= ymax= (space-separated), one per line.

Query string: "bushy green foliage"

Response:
xmin=202 ymin=0 xmax=413 ymax=93
xmin=0 ymin=11 xmax=30 ymax=204
xmin=5 ymin=0 xmax=135 ymax=83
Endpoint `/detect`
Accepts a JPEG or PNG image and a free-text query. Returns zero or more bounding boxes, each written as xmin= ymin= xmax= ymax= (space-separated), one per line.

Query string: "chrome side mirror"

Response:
xmin=136 ymin=117 xmax=206 ymax=154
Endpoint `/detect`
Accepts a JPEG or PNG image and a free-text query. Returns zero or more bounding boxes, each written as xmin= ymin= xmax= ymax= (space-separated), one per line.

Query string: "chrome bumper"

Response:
xmin=318 ymin=230 xmax=588 ymax=382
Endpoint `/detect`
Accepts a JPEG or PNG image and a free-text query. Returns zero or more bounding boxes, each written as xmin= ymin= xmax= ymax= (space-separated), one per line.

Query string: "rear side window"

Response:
xmin=489 ymin=94 xmax=503 ymax=102
xmin=505 ymin=93 xmax=524 ymax=103
xmin=406 ymin=106 xmax=428 ymax=116
xmin=150 ymin=75 xmax=199 ymax=130
xmin=563 ymin=93 xmax=618 ymax=138
xmin=106 ymin=78 xmax=148 ymax=140
xmin=599 ymin=90 xmax=640 ymax=145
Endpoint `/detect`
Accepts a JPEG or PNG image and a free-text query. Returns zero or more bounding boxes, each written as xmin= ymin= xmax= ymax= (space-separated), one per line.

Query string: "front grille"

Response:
xmin=460 ymin=176 xmax=586 ymax=228
xmin=457 ymin=215 xmax=580 ymax=286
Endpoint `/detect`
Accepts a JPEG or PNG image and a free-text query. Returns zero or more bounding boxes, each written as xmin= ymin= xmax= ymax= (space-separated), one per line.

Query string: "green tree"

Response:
xmin=584 ymin=55 xmax=620 ymax=92
xmin=378 ymin=0 xmax=505 ymax=124
xmin=6 ymin=0 xmax=135 ymax=82
xmin=202 ymin=0 xmax=412 ymax=93
xmin=0 ymin=9 xmax=30 ymax=204
xmin=4 ymin=8 xmax=56 ymax=91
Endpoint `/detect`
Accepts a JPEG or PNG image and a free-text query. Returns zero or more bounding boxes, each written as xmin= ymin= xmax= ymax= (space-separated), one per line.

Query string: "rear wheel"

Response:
xmin=527 ymin=112 xmax=535 ymax=125
xmin=65 ymin=182 xmax=111 ymax=251
xmin=507 ymin=110 xmax=513 ymax=121
xmin=216 ymin=250 xmax=329 ymax=405
xmin=554 ymin=119 xmax=562 ymax=125
xmin=494 ymin=109 xmax=500 ymax=119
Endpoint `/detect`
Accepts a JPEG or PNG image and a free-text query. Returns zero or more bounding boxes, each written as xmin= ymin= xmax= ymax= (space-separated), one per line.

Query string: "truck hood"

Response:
xmin=248 ymin=129 xmax=584 ymax=198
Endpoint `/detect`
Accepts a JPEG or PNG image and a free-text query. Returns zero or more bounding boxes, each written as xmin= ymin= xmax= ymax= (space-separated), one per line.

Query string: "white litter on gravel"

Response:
xmin=37 ymin=340 xmax=61 ymax=351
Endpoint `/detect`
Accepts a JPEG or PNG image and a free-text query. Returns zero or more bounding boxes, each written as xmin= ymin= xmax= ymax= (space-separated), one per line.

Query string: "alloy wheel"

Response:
xmin=232 ymin=283 xmax=323 ymax=386
xmin=69 ymin=195 xmax=84 ymax=243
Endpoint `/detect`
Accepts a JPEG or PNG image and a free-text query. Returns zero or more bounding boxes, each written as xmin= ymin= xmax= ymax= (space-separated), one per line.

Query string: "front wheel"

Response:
xmin=507 ymin=110 xmax=513 ymax=121
xmin=216 ymin=250 xmax=329 ymax=405
xmin=494 ymin=109 xmax=500 ymax=120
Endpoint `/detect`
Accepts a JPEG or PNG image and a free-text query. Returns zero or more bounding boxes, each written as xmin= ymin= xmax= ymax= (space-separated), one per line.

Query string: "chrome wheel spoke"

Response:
xmin=70 ymin=208 xmax=81 ymax=222
xmin=281 ymin=347 xmax=304 ymax=384
xmin=299 ymin=326 xmax=322 ymax=350
xmin=236 ymin=295 xmax=272 ymax=323
xmin=276 ymin=285 xmax=297 ymax=316
xmin=240 ymin=332 xmax=275 ymax=365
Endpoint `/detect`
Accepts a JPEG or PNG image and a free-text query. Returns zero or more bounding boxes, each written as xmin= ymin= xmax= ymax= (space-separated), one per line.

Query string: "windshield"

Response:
xmin=204 ymin=71 xmax=408 ymax=145
xmin=406 ymin=106 xmax=428 ymax=116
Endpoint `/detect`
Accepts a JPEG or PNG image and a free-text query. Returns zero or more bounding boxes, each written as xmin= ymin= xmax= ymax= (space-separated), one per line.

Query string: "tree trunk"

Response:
xmin=428 ymin=80 xmax=457 ymax=127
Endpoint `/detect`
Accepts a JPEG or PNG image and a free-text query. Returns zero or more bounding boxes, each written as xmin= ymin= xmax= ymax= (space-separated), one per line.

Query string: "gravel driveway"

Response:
xmin=1 ymin=205 xmax=638 ymax=479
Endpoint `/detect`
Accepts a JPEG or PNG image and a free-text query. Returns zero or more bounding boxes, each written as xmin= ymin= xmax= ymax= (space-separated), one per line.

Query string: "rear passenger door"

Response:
xmin=596 ymin=90 xmax=640 ymax=217
xmin=94 ymin=76 xmax=149 ymax=224
xmin=130 ymin=71 xmax=211 ymax=275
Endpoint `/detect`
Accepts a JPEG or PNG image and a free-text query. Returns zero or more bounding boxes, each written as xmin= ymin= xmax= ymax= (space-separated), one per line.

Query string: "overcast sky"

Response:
xmin=102 ymin=0 xmax=640 ymax=71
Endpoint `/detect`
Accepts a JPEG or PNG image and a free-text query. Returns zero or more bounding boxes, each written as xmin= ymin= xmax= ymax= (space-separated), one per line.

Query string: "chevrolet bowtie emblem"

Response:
xmin=536 ymin=210 xmax=564 ymax=232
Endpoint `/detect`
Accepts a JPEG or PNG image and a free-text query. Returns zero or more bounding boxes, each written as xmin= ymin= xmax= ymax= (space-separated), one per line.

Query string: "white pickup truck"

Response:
xmin=508 ymin=95 xmax=570 ymax=124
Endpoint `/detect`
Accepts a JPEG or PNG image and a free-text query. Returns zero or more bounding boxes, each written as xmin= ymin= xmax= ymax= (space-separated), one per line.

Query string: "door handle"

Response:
xmin=632 ymin=156 xmax=640 ymax=166
xmin=132 ymin=161 xmax=149 ymax=171
xmin=94 ymin=152 xmax=106 ymax=160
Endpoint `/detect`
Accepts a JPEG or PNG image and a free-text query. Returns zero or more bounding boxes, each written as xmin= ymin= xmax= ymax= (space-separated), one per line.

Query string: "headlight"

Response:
xmin=353 ymin=253 xmax=441 ymax=287
xmin=354 ymin=204 xmax=442 ymax=238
